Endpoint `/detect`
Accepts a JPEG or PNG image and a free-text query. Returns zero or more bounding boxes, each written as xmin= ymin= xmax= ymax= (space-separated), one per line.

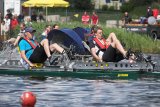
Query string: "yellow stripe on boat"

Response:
xmin=117 ymin=74 xmax=128 ymax=77
xmin=29 ymin=63 xmax=43 ymax=70
xmin=34 ymin=63 xmax=43 ymax=68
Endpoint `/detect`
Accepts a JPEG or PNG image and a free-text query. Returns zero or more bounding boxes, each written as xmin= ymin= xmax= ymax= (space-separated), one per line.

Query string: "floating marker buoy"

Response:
xmin=20 ymin=91 xmax=36 ymax=107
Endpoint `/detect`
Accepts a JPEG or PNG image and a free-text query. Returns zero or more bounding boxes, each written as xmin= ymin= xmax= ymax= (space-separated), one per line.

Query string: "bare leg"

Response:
xmin=107 ymin=33 xmax=127 ymax=56
xmin=40 ymin=39 xmax=51 ymax=57
xmin=49 ymin=43 xmax=70 ymax=67
xmin=40 ymin=39 xmax=65 ymax=58
xmin=49 ymin=43 xmax=64 ymax=53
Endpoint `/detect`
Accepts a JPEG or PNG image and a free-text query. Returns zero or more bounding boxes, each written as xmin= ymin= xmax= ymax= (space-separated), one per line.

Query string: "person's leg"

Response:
xmin=49 ymin=43 xmax=64 ymax=53
xmin=49 ymin=42 xmax=70 ymax=67
xmin=107 ymin=32 xmax=127 ymax=57
xmin=40 ymin=39 xmax=51 ymax=58
xmin=49 ymin=43 xmax=70 ymax=61
xmin=40 ymin=39 xmax=67 ymax=57
xmin=102 ymin=45 xmax=116 ymax=62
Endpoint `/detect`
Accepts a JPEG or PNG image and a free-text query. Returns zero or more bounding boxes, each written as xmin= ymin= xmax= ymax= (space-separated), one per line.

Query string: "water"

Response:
xmin=0 ymin=76 xmax=160 ymax=107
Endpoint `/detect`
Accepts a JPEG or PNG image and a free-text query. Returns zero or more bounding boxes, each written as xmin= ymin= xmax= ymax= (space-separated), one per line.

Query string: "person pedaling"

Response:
xmin=92 ymin=37 xmax=121 ymax=62
xmin=18 ymin=37 xmax=45 ymax=69
xmin=88 ymin=26 xmax=136 ymax=62
xmin=18 ymin=27 xmax=70 ymax=69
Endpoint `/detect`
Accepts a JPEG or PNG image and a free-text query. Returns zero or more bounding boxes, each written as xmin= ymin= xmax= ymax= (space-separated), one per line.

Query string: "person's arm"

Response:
xmin=13 ymin=35 xmax=21 ymax=46
xmin=89 ymin=39 xmax=102 ymax=62
xmin=86 ymin=15 xmax=90 ymax=22
xmin=90 ymin=48 xmax=102 ymax=62
xmin=0 ymin=25 xmax=2 ymax=35
xmin=91 ymin=16 xmax=93 ymax=25
xmin=129 ymin=16 xmax=132 ymax=23
xmin=96 ymin=18 xmax=99 ymax=25
xmin=20 ymin=50 xmax=34 ymax=67
xmin=82 ymin=16 xmax=85 ymax=22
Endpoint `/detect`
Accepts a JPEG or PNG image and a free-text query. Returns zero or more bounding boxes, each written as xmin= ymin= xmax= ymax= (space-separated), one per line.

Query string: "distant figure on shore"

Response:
xmin=11 ymin=15 xmax=19 ymax=30
xmin=3 ymin=15 xmax=11 ymax=31
xmin=82 ymin=11 xmax=90 ymax=25
xmin=122 ymin=12 xmax=132 ymax=26
xmin=18 ymin=13 xmax=24 ymax=23
xmin=38 ymin=12 xmax=45 ymax=22
xmin=140 ymin=7 xmax=153 ymax=24
xmin=31 ymin=11 xmax=37 ymax=22
xmin=1 ymin=20 xmax=9 ymax=40
xmin=146 ymin=7 xmax=153 ymax=18
xmin=91 ymin=11 xmax=99 ymax=25
xmin=6 ymin=9 xmax=13 ymax=20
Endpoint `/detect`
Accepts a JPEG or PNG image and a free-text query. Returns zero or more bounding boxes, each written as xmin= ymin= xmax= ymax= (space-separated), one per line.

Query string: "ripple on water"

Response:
xmin=0 ymin=76 xmax=160 ymax=107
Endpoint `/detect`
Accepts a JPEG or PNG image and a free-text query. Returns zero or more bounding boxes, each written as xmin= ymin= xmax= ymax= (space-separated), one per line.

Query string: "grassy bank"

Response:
xmin=13 ymin=21 xmax=160 ymax=54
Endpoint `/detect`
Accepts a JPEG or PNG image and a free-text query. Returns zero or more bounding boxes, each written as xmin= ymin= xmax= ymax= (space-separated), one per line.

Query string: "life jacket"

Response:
xmin=18 ymin=37 xmax=39 ymax=54
xmin=93 ymin=37 xmax=110 ymax=50
xmin=23 ymin=37 xmax=38 ymax=49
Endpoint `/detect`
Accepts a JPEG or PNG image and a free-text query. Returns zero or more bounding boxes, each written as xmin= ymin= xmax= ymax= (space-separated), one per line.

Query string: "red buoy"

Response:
xmin=20 ymin=91 xmax=36 ymax=107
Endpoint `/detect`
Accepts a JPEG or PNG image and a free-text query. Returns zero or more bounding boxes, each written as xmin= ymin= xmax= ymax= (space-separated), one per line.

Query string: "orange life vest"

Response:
xmin=23 ymin=37 xmax=39 ymax=49
xmin=93 ymin=37 xmax=110 ymax=49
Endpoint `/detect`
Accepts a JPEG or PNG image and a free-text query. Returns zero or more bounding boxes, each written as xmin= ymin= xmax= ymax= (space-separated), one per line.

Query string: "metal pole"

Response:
xmin=46 ymin=7 xmax=47 ymax=22
xmin=65 ymin=8 xmax=67 ymax=23
xmin=0 ymin=12 xmax=1 ymax=36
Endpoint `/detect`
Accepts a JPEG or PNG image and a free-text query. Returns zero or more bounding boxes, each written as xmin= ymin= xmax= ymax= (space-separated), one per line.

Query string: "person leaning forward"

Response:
xmin=88 ymin=26 xmax=133 ymax=62
xmin=19 ymin=27 xmax=70 ymax=68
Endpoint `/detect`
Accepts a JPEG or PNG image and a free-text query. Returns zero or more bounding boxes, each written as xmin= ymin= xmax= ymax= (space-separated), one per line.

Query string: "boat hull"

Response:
xmin=0 ymin=55 xmax=159 ymax=80
xmin=0 ymin=68 xmax=160 ymax=80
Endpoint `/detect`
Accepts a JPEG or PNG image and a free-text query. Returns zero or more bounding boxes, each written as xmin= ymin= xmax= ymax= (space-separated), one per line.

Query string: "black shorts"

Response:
xmin=29 ymin=44 xmax=48 ymax=63
xmin=102 ymin=45 xmax=116 ymax=62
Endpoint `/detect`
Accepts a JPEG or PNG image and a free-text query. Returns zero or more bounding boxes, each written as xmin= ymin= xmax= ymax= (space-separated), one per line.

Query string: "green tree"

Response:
xmin=66 ymin=0 xmax=94 ymax=10
xmin=120 ymin=0 xmax=158 ymax=12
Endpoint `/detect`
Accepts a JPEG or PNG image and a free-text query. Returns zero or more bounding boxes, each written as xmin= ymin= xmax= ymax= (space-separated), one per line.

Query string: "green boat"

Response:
xmin=0 ymin=41 xmax=159 ymax=80
xmin=0 ymin=53 xmax=159 ymax=80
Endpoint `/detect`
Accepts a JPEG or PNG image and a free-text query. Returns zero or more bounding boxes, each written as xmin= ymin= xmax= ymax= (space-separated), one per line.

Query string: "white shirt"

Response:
xmin=4 ymin=18 xmax=11 ymax=27
xmin=1 ymin=24 xmax=9 ymax=35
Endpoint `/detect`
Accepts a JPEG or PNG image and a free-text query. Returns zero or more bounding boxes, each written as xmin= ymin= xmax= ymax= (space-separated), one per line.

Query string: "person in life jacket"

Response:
xmin=18 ymin=27 xmax=69 ymax=68
xmin=88 ymin=26 xmax=129 ymax=62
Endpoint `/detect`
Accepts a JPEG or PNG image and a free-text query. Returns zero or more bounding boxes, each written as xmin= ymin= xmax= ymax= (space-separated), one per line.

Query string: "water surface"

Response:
xmin=0 ymin=76 xmax=160 ymax=107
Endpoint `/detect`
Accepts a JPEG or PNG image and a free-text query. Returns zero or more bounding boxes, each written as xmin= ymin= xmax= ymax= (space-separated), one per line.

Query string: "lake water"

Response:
xmin=0 ymin=75 xmax=160 ymax=107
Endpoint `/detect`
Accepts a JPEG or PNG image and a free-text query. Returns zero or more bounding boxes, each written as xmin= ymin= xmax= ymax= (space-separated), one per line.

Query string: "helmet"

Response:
xmin=20 ymin=91 xmax=36 ymax=107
